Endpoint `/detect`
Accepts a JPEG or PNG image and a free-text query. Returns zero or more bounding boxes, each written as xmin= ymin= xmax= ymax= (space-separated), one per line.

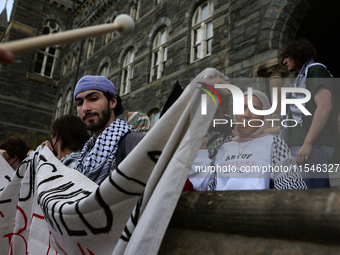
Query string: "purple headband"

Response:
xmin=74 ymin=75 xmax=124 ymax=116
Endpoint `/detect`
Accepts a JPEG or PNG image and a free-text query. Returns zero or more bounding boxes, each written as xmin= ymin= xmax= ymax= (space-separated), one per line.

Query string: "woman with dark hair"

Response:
xmin=280 ymin=38 xmax=337 ymax=188
xmin=0 ymin=136 xmax=30 ymax=170
xmin=41 ymin=114 xmax=90 ymax=168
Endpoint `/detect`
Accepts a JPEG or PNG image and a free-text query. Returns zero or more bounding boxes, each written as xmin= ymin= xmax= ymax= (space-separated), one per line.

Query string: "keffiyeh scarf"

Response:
xmin=61 ymin=151 xmax=81 ymax=169
xmin=280 ymin=59 xmax=332 ymax=141
xmin=75 ymin=119 xmax=135 ymax=184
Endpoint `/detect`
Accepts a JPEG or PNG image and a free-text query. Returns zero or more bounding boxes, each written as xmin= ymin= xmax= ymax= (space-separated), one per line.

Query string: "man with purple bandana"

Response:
xmin=73 ymin=75 xmax=145 ymax=184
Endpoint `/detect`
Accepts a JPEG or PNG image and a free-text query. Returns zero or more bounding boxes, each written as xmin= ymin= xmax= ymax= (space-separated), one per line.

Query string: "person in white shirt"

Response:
xmin=189 ymin=89 xmax=307 ymax=191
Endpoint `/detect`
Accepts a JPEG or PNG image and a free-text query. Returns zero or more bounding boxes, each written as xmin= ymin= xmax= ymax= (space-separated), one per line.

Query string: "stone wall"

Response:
xmin=1 ymin=0 xmax=339 ymax=153
xmin=0 ymin=0 xmax=74 ymax=141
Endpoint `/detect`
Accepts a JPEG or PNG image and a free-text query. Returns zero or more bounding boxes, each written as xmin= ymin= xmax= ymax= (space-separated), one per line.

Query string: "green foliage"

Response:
xmin=4 ymin=131 xmax=50 ymax=150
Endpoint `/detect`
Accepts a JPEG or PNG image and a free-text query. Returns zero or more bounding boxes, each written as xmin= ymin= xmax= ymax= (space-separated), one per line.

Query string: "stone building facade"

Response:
xmin=0 ymin=0 xmax=339 ymax=141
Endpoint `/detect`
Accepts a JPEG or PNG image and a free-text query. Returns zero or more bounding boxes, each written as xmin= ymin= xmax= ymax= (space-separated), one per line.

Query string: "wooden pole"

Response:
xmin=0 ymin=22 xmax=124 ymax=55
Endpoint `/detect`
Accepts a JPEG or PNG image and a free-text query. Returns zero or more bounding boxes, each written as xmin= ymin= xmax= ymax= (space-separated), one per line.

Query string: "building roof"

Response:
xmin=0 ymin=7 xmax=7 ymax=29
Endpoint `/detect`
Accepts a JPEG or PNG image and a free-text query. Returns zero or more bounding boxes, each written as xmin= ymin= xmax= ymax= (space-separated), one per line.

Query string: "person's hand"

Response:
xmin=0 ymin=149 xmax=8 ymax=159
xmin=27 ymin=150 xmax=34 ymax=157
xmin=295 ymin=142 xmax=312 ymax=166
xmin=0 ymin=48 xmax=14 ymax=64
xmin=200 ymin=132 xmax=211 ymax=150
xmin=41 ymin=140 xmax=53 ymax=151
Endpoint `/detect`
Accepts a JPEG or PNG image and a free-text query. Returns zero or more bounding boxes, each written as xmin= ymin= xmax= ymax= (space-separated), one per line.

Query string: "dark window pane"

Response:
xmin=49 ymin=21 xmax=56 ymax=29
xmin=44 ymin=65 xmax=52 ymax=77
xmin=34 ymin=62 xmax=42 ymax=73
xmin=42 ymin=27 xmax=50 ymax=35
xmin=46 ymin=56 xmax=54 ymax=65
xmin=124 ymin=69 xmax=128 ymax=82
xmin=154 ymin=66 xmax=158 ymax=77
xmin=49 ymin=48 xmax=56 ymax=55
xmin=36 ymin=53 xmax=44 ymax=61
xmin=154 ymin=51 xmax=158 ymax=66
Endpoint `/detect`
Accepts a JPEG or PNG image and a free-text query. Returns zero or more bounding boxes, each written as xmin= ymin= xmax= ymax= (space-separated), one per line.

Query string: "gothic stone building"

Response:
xmin=0 ymin=0 xmax=339 ymax=141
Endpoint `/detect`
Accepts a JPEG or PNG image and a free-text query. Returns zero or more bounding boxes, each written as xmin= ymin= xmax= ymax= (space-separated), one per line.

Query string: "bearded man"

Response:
xmin=74 ymin=76 xmax=145 ymax=184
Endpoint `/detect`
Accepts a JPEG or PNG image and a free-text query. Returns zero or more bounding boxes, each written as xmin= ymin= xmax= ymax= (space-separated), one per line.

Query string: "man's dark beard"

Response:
xmin=84 ymin=103 xmax=111 ymax=132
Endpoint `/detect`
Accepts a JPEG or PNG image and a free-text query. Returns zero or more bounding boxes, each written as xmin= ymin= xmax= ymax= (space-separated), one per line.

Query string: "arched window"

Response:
xmin=34 ymin=21 xmax=61 ymax=78
xmin=55 ymin=96 xmax=63 ymax=119
xmin=130 ymin=0 xmax=140 ymax=21
xmin=191 ymin=1 xmax=214 ymax=62
xmin=150 ymin=28 xmax=168 ymax=82
xmin=120 ymin=48 xmax=134 ymax=96
xmin=149 ymin=109 xmax=160 ymax=127
xmin=63 ymin=90 xmax=72 ymax=115
xmin=100 ymin=64 xmax=109 ymax=77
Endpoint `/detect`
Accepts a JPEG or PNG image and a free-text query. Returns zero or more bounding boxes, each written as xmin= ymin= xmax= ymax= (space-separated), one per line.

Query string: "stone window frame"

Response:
xmin=34 ymin=20 xmax=61 ymax=78
xmin=190 ymin=0 xmax=214 ymax=63
xmin=130 ymin=0 xmax=141 ymax=21
xmin=120 ymin=48 xmax=135 ymax=96
xmin=150 ymin=27 xmax=168 ymax=82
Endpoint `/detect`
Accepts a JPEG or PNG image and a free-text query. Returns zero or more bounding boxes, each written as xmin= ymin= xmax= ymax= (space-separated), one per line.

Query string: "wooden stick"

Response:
xmin=0 ymin=15 xmax=134 ymax=55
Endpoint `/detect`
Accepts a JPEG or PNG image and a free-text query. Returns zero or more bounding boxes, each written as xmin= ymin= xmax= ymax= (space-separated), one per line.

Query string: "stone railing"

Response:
xmin=160 ymin=189 xmax=340 ymax=254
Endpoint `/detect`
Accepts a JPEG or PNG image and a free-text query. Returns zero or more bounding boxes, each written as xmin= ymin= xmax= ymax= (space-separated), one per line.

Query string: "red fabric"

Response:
xmin=182 ymin=178 xmax=194 ymax=191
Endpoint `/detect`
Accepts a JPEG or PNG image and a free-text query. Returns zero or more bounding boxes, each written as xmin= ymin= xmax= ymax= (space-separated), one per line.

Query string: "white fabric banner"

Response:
xmin=0 ymin=68 xmax=224 ymax=255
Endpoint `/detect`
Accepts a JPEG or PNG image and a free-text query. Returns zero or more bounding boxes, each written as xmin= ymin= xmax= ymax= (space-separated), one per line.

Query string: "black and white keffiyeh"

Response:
xmin=60 ymin=151 xmax=81 ymax=169
xmin=75 ymin=119 xmax=135 ymax=184
xmin=207 ymin=136 xmax=233 ymax=191
xmin=280 ymin=59 xmax=332 ymax=141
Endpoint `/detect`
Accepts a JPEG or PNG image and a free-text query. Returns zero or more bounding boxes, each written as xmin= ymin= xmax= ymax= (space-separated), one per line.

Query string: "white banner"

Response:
xmin=0 ymin=68 xmax=223 ymax=255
